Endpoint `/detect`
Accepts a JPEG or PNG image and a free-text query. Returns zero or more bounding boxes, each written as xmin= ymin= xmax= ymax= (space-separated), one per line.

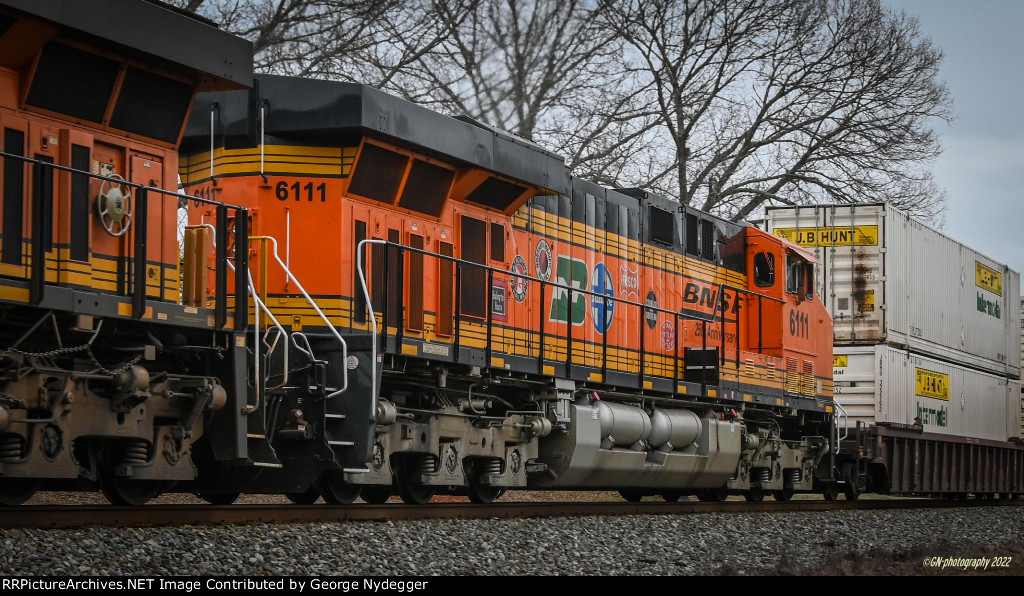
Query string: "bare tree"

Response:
xmin=598 ymin=0 xmax=953 ymax=223
xmin=171 ymin=0 xmax=953 ymax=223
xmin=385 ymin=0 xmax=659 ymax=187
xmin=168 ymin=0 xmax=469 ymax=84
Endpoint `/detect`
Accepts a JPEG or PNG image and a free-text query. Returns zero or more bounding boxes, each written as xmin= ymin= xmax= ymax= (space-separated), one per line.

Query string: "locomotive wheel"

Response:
xmin=95 ymin=444 xmax=163 ymax=506
xmin=360 ymin=485 xmax=392 ymax=504
xmin=319 ymin=470 xmax=362 ymax=505
xmin=197 ymin=492 xmax=240 ymax=505
xmin=821 ymin=483 xmax=839 ymax=501
xmin=745 ymin=487 xmax=766 ymax=502
xmin=0 ymin=478 xmax=42 ymax=506
xmin=773 ymin=488 xmax=795 ymax=502
xmin=843 ymin=484 xmax=860 ymax=501
xmin=698 ymin=487 xmax=729 ymax=502
xmin=395 ymin=459 xmax=435 ymax=505
xmin=619 ymin=490 xmax=644 ymax=503
xmin=99 ymin=472 xmax=163 ymax=506
xmin=661 ymin=491 xmax=683 ymax=502
xmin=285 ymin=486 xmax=321 ymax=504
xmin=467 ymin=480 xmax=505 ymax=504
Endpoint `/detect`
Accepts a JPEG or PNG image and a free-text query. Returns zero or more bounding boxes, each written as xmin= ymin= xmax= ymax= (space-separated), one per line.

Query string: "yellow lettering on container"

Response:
xmin=773 ymin=226 xmax=879 ymax=247
xmin=975 ymin=261 xmax=1003 ymax=296
xmin=915 ymin=368 xmax=950 ymax=401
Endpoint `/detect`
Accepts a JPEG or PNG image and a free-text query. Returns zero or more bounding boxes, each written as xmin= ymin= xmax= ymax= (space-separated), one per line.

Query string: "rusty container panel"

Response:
xmin=766 ymin=203 xmax=1021 ymax=379
xmin=834 ymin=344 xmax=1020 ymax=442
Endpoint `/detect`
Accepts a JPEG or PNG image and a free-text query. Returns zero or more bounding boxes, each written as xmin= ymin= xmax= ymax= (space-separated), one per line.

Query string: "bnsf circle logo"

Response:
xmin=590 ymin=263 xmax=615 ymax=334
xmin=535 ymin=239 xmax=552 ymax=281
xmin=511 ymin=255 xmax=528 ymax=303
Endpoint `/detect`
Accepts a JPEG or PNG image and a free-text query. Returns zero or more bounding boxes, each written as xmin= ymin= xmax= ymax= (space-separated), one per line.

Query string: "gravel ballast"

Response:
xmin=1 ymin=505 xmax=1023 ymax=576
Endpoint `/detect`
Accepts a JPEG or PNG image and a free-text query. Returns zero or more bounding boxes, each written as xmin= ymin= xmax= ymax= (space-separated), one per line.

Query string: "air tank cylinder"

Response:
xmin=596 ymin=401 xmax=651 ymax=450
xmin=647 ymin=408 xmax=702 ymax=451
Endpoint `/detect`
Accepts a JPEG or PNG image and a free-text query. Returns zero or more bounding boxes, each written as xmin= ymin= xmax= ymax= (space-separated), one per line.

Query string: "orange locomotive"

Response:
xmin=180 ymin=74 xmax=836 ymax=503
xmin=0 ymin=0 xmax=261 ymax=505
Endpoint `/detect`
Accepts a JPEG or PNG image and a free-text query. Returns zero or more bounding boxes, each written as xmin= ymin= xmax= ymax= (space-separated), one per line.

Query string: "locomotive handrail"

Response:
xmin=356 ymin=238 xmax=383 ymax=427
xmin=0 ymin=150 xmax=250 ymax=332
xmin=291 ymin=332 xmax=315 ymax=360
xmin=0 ymin=150 xmax=243 ymax=209
xmin=244 ymin=267 xmax=290 ymax=405
xmin=191 ymin=224 xmax=290 ymax=414
xmin=358 ymin=239 xmax=788 ymax=391
xmin=249 ymin=235 xmax=349 ymax=398
xmin=364 ymin=241 xmax=768 ymax=329
xmin=833 ymin=399 xmax=849 ymax=442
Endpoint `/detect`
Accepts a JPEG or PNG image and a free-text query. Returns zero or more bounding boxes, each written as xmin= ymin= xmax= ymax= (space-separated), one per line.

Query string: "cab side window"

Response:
xmin=786 ymin=255 xmax=814 ymax=299
xmin=786 ymin=256 xmax=803 ymax=295
xmin=754 ymin=252 xmax=775 ymax=287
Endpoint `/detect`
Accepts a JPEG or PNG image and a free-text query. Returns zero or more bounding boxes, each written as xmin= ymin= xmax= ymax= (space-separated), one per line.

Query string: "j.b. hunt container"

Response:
xmin=833 ymin=344 xmax=1021 ymax=442
xmin=765 ymin=203 xmax=1021 ymax=379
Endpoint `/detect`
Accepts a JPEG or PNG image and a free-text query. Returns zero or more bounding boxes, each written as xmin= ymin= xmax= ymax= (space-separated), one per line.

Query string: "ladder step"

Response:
xmin=328 ymin=440 xmax=355 ymax=446
xmin=343 ymin=467 xmax=369 ymax=474
xmin=253 ymin=462 xmax=284 ymax=468
xmin=325 ymin=414 xmax=346 ymax=419
xmin=247 ymin=434 xmax=266 ymax=439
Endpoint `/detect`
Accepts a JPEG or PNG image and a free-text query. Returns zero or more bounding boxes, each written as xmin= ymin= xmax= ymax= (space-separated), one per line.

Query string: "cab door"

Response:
xmin=745 ymin=233 xmax=784 ymax=353
xmin=129 ymin=152 xmax=166 ymax=300
xmin=404 ymin=218 xmax=427 ymax=335
xmin=346 ymin=200 xmax=373 ymax=331
xmin=0 ymin=114 xmax=29 ymax=281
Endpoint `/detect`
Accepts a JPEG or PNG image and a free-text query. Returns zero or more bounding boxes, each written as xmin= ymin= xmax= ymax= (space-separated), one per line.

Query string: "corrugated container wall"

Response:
xmin=766 ymin=203 xmax=1021 ymax=379
xmin=833 ymin=345 xmax=1021 ymax=442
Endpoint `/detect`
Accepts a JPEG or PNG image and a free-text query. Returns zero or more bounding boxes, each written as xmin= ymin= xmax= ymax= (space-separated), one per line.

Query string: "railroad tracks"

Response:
xmin=3 ymin=498 xmax=1023 ymax=530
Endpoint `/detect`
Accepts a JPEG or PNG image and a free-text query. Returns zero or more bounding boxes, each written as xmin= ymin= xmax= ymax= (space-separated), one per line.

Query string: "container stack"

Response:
xmin=765 ymin=203 xmax=1022 ymax=442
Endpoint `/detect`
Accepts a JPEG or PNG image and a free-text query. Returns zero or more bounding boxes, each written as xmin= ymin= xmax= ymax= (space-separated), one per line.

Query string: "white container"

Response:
xmin=832 ymin=344 xmax=1021 ymax=442
xmin=766 ymin=203 xmax=1021 ymax=379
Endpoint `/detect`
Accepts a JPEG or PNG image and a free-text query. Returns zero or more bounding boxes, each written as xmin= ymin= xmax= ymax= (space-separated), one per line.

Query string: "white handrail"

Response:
xmin=245 ymin=269 xmax=290 ymax=391
xmin=833 ymin=400 xmax=849 ymax=442
xmin=251 ymin=235 xmax=349 ymax=397
xmin=192 ymin=224 xmax=290 ymax=414
xmin=356 ymin=239 xmax=383 ymax=427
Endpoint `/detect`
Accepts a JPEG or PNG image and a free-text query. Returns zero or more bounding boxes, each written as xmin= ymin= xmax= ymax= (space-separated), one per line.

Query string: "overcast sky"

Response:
xmin=882 ymin=0 xmax=1024 ymax=297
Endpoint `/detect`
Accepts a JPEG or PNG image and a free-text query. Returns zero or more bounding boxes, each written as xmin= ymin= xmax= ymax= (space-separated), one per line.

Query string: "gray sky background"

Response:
xmin=882 ymin=0 xmax=1023 ymax=296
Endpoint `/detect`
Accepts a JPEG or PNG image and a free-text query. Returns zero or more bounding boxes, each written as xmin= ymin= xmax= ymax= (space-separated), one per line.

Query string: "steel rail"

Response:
xmin=2 ymin=498 xmax=1021 ymax=530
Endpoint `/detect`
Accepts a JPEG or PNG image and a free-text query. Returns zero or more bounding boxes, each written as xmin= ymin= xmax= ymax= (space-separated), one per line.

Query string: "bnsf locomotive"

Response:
xmin=0 ymin=0 xmax=1020 ymax=507
xmin=176 ymin=73 xmax=837 ymax=505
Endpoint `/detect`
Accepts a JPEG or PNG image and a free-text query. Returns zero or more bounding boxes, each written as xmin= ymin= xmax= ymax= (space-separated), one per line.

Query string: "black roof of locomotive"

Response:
xmin=0 ymin=0 xmax=252 ymax=88
xmin=185 ymin=74 xmax=569 ymax=195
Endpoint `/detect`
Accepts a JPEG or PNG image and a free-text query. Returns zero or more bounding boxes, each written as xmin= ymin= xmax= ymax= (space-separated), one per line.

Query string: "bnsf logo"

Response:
xmin=547 ymin=255 xmax=741 ymax=332
xmin=682 ymin=282 xmax=741 ymax=315
xmin=547 ymin=257 xmax=615 ymax=334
